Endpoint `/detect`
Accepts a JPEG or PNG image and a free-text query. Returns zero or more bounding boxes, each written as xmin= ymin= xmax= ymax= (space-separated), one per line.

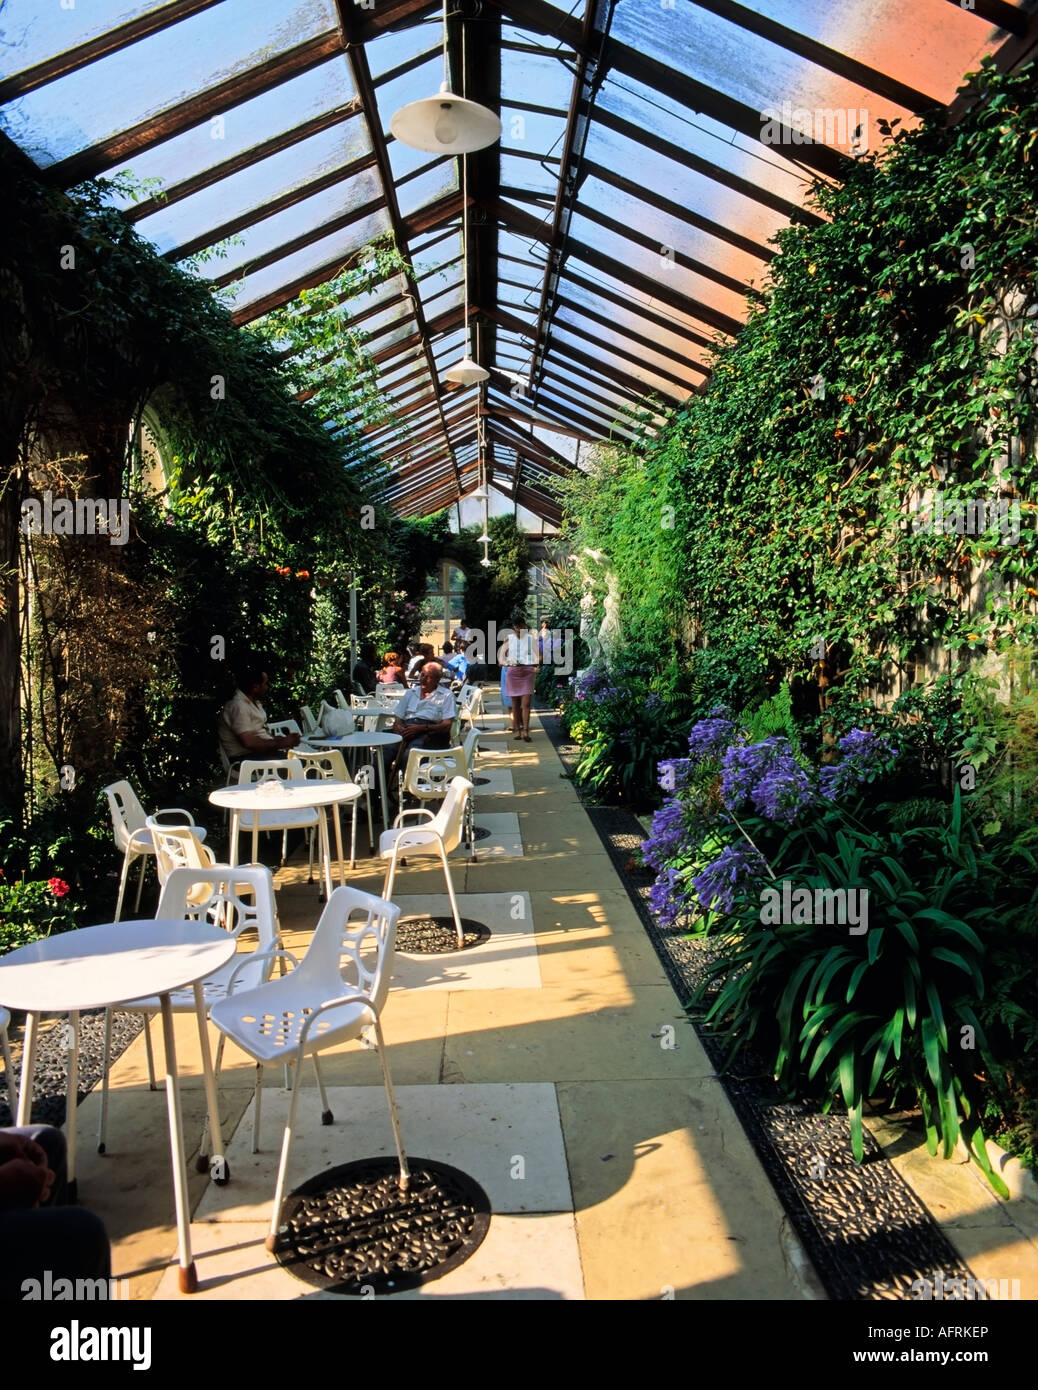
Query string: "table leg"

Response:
xmin=228 ymin=810 xmax=240 ymax=868
xmin=332 ymin=803 xmax=345 ymax=886
xmin=159 ymin=993 xmax=197 ymax=1294
xmin=65 ymin=1011 xmax=79 ymax=1194
xmin=193 ymin=982 xmax=225 ymax=1183
xmin=377 ymin=753 xmax=391 ymax=834
xmin=318 ymin=807 xmax=333 ymax=900
xmin=16 ymin=1011 xmax=39 ymax=1125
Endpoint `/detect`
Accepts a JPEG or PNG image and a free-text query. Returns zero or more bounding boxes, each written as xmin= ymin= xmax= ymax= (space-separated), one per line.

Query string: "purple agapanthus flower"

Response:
xmin=691 ymin=842 xmax=768 ymax=915
xmin=751 ymin=760 xmax=814 ymax=826
xmin=819 ymin=728 xmax=899 ymax=800
xmin=645 ymin=693 xmax=663 ymax=714
xmin=648 ymin=867 xmax=694 ymax=930
xmin=657 ymin=757 xmax=692 ymax=794
xmin=642 ymin=799 xmax=688 ymax=871
xmin=687 ymin=707 xmax=738 ymax=763
xmin=719 ymin=736 xmax=790 ymax=811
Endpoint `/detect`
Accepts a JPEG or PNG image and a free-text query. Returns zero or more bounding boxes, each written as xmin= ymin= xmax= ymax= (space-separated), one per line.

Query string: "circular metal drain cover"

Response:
xmin=471 ymin=775 xmax=491 ymax=786
xmin=396 ymin=915 xmax=491 ymax=954
xmin=471 ymin=824 xmax=492 ymax=842
xmin=275 ymin=1157 xmax=491 ymax=1295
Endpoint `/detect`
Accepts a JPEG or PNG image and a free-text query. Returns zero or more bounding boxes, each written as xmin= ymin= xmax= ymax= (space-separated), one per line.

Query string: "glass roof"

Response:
xmin=0 ymin=0 xmax=1025 ymax=521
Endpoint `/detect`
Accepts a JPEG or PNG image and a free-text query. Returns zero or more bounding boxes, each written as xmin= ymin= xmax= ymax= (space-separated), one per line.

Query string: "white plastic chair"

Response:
xmin=267 ymin=719 xmax=303 ymax=741
xmin=380 ymin=776 xmax=473 ymax=946
xmin=332 ymin=688 xmax=350 ymax=710
xmin=209 ymin=886 xmax=409 ymax=1251
xmin=288 ymin=747 xmax=374 ymax=867
xmin=457 ymin=684 xmax=485 ymax=732
xmin=104 ymin=780 xmax=207 ymax=922
xmin=146 ymin=819 xmax=262 ymax=913
xmin=300 ymin=705 xmax=320 ymax=736
xmin=1 ymin=1006 xmax=16 ymax=1119
xmin=218 ymin=745 xmax=242 ymax=786
xmin=236 ymin=759 xmax=319 ymax=872
xmin=96 ymin=865 xmax=281 ymax=1165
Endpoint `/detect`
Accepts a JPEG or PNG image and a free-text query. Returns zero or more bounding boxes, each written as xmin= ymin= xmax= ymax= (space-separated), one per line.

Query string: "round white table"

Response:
xmin=0 ymin=919 xmax=236 ymax=1295
xmin=307 ymin=732 xmax=402 ymax=832
xmin=209 ymin=779 xmax=362 ymax=895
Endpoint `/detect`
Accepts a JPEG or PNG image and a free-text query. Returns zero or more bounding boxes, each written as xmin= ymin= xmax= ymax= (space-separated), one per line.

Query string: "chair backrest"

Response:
xmin=350 ymin=694 xmax=376 ymax=709
xmin=238 ymin=758 xmax=307 ymax=785
xmin=460 ymin=726 xmax=480 ymax=773
xmin=401 ymin=745 xmax=465 ymax=802
xmin=429 ymin=776 xmax=472 ymax=854
xmin=300 ymin=705 xmax=319 ymax=734
xmin=157 ymin=866 xmax=278 ymax=992
xmin=104 ymin=779 xmax=147 ymax=852
xmin=267 ymin=719 xmax=302 ymax=740
xmin=146 ymin=818 xmax=214 ymax=886
xmin=332 ymin=688 xmax=349 ymax=710
xmin=297 ymin=886 xmax=400 ymax=1016
xmin=287 ymin=747 xmax=354 ymax=783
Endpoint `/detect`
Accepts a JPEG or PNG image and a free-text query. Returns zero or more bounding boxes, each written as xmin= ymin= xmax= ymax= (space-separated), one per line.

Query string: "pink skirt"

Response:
xmin=505 ymin=664 xmax=536 ymax=696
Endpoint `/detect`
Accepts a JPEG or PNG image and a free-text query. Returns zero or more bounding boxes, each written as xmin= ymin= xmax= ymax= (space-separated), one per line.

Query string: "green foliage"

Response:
xmin=701 ymin=791 xmax=1010 ymax=1194
xmin=451 ymin=516 xmax=531 ymax=625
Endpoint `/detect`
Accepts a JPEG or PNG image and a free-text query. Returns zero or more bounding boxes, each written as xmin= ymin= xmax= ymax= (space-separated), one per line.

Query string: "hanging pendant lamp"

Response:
xmin=444 ymin=152 xmax=489 ymax=385
xmin=390 ymin=0 xmax=501 ymax=154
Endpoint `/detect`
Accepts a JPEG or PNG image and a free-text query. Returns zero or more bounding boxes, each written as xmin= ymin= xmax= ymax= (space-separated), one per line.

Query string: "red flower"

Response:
xmin=47 ymin=877 xmax=70 ymax=898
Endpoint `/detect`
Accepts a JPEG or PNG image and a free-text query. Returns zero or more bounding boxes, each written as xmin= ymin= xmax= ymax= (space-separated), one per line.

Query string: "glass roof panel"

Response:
xmin=103 ymin=60 xmax=359 ymax=198
xmin=500 ymin=106 xmax=567 ymax=157
xmin=557 ymin=304 xmax=701 ymax=387
xmin=413 ymin=230 xmax=461 ymax=279
xmin=1 ymin=0 xmax=339 ymax=166
xmin=500 ymin=151 xmax=558 ymax=198
xmin=225 ymin=204 xmax=392 ymax=314
xmin=374 ymin=52 xmax=442 ymax=137
xmin=612 ymin=2 xmax=914 ymax=157
xmin=198 ymin=165 xmax=383 ymax=278
xmin=134 ymin=117 xmax=372 ymax=254
xmin=368 ymin=21 xmax=439 ymax=83
xmin=396 ymin=160 xmax=457 ymax=220
xmin=500 ymin=48 xmax=571 ymax=111
xmin=0 ymin=0 xmax=168 ymax=75
xmin=745 ymin=0 xmax=1010 ymax=101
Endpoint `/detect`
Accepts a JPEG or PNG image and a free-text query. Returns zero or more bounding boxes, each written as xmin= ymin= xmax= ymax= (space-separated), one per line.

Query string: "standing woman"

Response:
xmin=504 ymin=614 xmax=537 ymax=741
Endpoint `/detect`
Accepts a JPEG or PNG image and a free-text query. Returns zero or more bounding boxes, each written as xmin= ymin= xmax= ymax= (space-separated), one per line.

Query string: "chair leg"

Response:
xmin=252 ymin=1062 xmax=264 ymax=1154
xmin=437 ymin=840 xmax=464 ymax=947
xmin=143 ymin=1015 xmax=158 ymax=1090
xmin=312 ymin=1055 xmax=332 ymax=1124
xmin=133 ymin=854 xmax=147 ymax=912
xmin=373 ymin=1016 xmax=410 ymax=1191
xmin=197 ymin=1032 xmax=228 ymax=1162
xmin=365 ymin=790 xmax=374 ymax=855
xmin=349 ymin=801 xmax=358 ymax=871
xmin=265 ymin=1053 xmax=306 ymax=1251
xmin=0 ymin=1024 xmax=15 ymax=1121
xmin=114 ymin=849 xmax=133 ymax=923
xmin=306 ymin=826 xmax=314 ymax=884
xmin=97 ymin=1007 xmax=114 ymax=1153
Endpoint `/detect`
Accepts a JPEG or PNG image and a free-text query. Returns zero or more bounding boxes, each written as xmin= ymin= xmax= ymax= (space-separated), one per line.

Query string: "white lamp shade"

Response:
xmin=479 ymin=555 xmax=492 ymax=568
xmin=444 ymin=354 xmax=490 ymax=386
xmin=477 ymin=532 xmax=491 ymax=544
xmin=472 ymin=484 xmax=489 ymax=501
xmin=390 ymin=85 xmax=502 ymax=155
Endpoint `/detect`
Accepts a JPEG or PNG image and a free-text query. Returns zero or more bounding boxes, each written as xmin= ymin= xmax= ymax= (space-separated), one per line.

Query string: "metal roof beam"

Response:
xmin=940 ymin=0 xmax=1029 ymax=36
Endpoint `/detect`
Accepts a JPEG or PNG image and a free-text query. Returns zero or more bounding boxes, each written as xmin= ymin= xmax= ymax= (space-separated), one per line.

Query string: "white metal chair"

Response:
xmin=96 ymin=865 xmax=281 ymax=1164
xmin=146 ymin=819 xmax=262 ymax=912
xmin=380 ymin=776 xmax=473 ymax=947
xmin=457 ymin=683 xmax=485 ymax=731
xmin=209 ymin=886 xmax=409 ymax=1251
xmin=288 ymin=747 xmax=374 ymax=867
xmin=1 ymin=1006 xmax=16 ymax=1119
xmin=236 ymin=759 xmax=319 ymax=873
xmin=104 ymin=780 xmax=207 ymax=922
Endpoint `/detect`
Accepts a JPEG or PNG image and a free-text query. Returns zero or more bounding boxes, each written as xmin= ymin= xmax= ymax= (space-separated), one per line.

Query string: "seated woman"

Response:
xmin=377 ymin=651 xmax=406 ymax=685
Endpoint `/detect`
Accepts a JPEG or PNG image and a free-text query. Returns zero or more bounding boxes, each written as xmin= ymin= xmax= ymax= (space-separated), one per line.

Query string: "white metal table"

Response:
xmin=307 ymin=731 xmax=402 ymax=833
xmin=209 ymin=779 xmax=362 ymax=894
xmin=0 ymin=919 xmax=236 ymax=1294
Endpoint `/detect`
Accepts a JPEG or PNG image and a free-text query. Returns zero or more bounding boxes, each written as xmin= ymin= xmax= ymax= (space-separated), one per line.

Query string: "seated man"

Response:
xmin=388 ymin=660 xmax=456 ymax=783
xmin=351 ymin=643 xmax=378 ymax=696
xmin=219 ymin=662 xmax=302 ymax=762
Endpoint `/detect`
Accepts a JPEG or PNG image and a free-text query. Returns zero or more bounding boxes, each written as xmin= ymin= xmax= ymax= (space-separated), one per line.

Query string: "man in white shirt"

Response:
xmin=219 ymin=664 xmax=301 ymax=760
xmin=389 ymin=661 xmax=456 ymax=779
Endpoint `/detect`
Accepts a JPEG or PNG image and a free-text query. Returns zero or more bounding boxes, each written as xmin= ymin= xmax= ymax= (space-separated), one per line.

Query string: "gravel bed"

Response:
xmin=1 ymin=1010 xmax=146 ymax=1129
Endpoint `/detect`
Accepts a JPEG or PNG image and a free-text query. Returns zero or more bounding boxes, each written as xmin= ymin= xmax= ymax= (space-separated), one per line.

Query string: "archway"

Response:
xmin=420 ymin=559 xmax=467 ymax=650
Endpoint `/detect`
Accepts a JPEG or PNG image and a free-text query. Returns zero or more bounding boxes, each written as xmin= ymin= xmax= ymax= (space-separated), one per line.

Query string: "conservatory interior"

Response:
xmin=1 ymin=0 xmax=1037 ymax=1313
